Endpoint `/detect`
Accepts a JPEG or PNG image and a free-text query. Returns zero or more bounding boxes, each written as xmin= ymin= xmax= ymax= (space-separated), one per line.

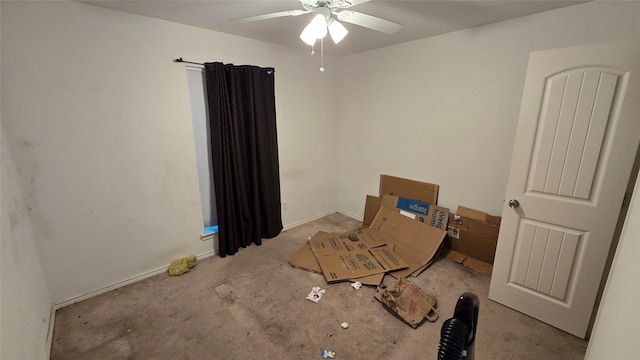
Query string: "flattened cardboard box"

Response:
xmin=308 ymin=230 xmax=409 ymax=283
xmin=369 ymin=207 xmax=447 ymax=278
xmin=288 ymin=229 xmax=391 ymax=286
xmin=308 ymin=229 xmax=391 ymax=257
xmin=288 ymin=242 xmax=386 ymax=286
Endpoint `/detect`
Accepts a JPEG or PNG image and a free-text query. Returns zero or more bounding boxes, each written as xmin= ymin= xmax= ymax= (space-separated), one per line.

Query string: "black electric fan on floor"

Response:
xmin=438 ymin=292 xmax=479 ymax=360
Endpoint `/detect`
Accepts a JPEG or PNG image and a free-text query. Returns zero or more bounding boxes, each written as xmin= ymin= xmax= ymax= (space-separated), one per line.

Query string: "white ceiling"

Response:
xmin=79 ymin=0 xmax=587 ymax=57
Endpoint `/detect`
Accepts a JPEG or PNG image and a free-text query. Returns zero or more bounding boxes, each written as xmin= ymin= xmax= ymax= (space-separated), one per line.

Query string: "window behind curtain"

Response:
xmin=186 ymin=67 xmax=217 ymax=230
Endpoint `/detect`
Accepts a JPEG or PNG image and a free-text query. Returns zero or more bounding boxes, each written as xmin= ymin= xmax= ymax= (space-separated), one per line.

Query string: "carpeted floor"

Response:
xmin=51 ymin=212 xmax=588 ymax=359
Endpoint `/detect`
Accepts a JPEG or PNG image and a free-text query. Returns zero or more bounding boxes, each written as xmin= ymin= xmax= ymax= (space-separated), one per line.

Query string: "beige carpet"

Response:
xmin=51 ymin=213 xmax=587 ymax=359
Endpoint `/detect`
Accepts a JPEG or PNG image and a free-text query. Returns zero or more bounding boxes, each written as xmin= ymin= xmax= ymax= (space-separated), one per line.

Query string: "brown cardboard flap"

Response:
xmin=442 ymin=248 xmax=466 ymax=263
xmin=462 ymin=257 xmax=493 ymax=276
xmin=410 ymin=242 xmax=445 ymax=277
xmin=288 ymin=242 xmax=322 ymax=274
xmin=351 ymin=273 xmax=385 ymax=286
xmin=313 ymin=250 xmax=390 ymax=283
xmin=456 ymin=206 xmax=487 ymax=222
xmin=468 ymin=219 xmax=500 ymax=238
xmin=363 ymin=195 xmax=382 ymax=227
xmin=386 ymin=242 xmax=431 ymax=279
xmin=369 ymin=247 xmax=410 ymax=272
xmin=379 ymin=174 xmax=439 ymax=204
xmin=486 ymin=214 xmax=502 ymax=226
xmin=370 ymin=207 xmax=447 ymax=276
xmin=442 ymin=248 xmax=493 ymax=276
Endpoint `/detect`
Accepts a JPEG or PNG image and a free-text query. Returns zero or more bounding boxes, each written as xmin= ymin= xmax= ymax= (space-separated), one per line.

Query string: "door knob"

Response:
xmin=508 ymin=199 xmax=520 ymax=208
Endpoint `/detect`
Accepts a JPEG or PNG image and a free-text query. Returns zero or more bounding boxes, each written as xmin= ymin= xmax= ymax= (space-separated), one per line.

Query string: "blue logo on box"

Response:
xmin=396 ymin=197 xmax=447 ymax=229
xmin=396 ymin=197 xmax=430 ymax=215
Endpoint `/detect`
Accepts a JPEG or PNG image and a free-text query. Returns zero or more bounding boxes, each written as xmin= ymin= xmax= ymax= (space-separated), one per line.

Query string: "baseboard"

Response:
xmin=282 ymin=210 xmax=341 ymax=231
xmin=336 ymin=209 xmax=363 ymax=222
xmin=52 ymin=250 xmax=216 ymax=311
xmin=46 ymin=305 xmax=55 ymax=360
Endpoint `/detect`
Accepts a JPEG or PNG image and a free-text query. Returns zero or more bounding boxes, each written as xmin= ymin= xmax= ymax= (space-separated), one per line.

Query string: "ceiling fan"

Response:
xmin=231 ymin=0 xmax=401 ymax=46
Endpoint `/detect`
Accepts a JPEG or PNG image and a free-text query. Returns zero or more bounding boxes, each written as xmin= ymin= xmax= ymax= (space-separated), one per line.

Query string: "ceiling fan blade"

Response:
xmin=230 ymin=9 xmax=310 ymax=24
xmin=343 ymin=0 xmax=370 ymax=7
xmin=336 ymin=10 xmax=401 ymax=34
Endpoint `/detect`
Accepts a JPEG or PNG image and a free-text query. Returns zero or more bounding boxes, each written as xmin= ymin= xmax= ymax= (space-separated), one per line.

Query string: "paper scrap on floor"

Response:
xmin=306 ymin=286 xmax=325 ymax=303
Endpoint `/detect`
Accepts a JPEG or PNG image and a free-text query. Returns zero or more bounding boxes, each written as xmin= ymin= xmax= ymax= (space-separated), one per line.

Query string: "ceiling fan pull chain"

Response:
xmin=320 ymin=38 xmax=325 ymax=72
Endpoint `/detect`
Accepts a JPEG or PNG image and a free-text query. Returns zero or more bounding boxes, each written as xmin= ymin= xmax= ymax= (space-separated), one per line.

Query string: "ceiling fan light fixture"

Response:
xmin=300 ymin=12 xmax=328 ymax=46
xmin=328 ymin=18 xmax=348 ymax=44
xmin=309 ymin=13 xmax=328 ymax=38
xmin=299 ymin=24 xmax=317 ymax=46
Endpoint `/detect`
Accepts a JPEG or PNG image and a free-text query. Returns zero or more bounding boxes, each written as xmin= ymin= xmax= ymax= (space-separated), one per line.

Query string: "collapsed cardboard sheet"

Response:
xmin=309 ymin=230 xmax=409 ymax=283
xmin=369 ymin=207 xmax=447 ymax=278
xmin=379 ymin=174 xmax=439 ymax=204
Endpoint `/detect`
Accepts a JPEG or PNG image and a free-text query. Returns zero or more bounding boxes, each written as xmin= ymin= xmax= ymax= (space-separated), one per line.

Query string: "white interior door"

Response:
xmin=489 ymin=40 xmax=640 ymax=338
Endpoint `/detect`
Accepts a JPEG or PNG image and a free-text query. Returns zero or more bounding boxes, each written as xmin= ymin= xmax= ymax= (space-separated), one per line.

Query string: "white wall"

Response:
xmin=1 ymin=0 xmax=339 ymax=307
xmin=586 ymin=170 xmax=640 ymax=358
xmin=1 ymin=111 xmax=53 ymax=358
xmin=0 ymin=5 xmax=52 ymax=359
xmin=336 ymin=1 xmax=640 ymax=218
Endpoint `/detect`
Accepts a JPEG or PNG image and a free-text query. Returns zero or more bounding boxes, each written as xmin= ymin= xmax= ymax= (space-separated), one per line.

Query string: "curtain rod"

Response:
xmin=174 ymin=57 xmax=203 ymax=66
xmin=174 ymin=58 xmax=276 ymax=73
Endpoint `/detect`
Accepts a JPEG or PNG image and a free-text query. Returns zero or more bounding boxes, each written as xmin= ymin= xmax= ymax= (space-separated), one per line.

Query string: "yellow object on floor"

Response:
xmin=168 ymin=255 xmax=198 ymax=276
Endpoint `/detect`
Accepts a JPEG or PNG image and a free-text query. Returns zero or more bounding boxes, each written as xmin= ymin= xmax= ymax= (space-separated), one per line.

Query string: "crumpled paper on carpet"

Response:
xmin=168 ymin=255 xmax=198 ymax=276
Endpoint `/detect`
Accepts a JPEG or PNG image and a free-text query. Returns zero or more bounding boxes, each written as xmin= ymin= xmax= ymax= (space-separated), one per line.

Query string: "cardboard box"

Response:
xmin=380 ymin=195 xmax=448 ymax=229
xmin=369 ymin=207 xmax=447 ymax=278
xmin=363 ymin=175 xmax=440 ymax=227
xmin=444 ymin=206 xmax=501 ymax=275
xmin=363 ymin=195 xmax=448 ymax=229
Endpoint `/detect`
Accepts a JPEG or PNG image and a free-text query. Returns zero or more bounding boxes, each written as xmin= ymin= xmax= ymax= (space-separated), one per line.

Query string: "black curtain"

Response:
xmin=204 ymin=62 xmax=283 ymax=257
